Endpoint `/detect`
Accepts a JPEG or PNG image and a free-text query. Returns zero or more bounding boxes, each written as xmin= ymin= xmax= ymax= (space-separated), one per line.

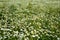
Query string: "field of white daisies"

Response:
xmin=0 ymin=0 xmax=60 ymax=40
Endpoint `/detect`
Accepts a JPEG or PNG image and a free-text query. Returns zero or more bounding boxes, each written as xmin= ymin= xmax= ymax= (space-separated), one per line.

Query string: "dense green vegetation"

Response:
xmin=0 ymin=0 xmax=60 ymax=40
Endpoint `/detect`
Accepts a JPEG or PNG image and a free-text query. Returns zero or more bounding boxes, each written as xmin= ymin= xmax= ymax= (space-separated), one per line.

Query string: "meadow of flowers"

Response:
xmin=0 ymin=0 xmax=60 ymax=40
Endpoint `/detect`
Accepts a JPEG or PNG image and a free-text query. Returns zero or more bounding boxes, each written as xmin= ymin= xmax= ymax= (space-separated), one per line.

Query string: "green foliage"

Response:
xmin=0 ymin=0 xmax=60 ymax=40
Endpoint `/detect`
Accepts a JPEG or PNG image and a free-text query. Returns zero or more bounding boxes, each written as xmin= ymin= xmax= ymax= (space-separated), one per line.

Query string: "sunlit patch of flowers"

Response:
xmin=0 ymin=1 xmax=60 ymax=40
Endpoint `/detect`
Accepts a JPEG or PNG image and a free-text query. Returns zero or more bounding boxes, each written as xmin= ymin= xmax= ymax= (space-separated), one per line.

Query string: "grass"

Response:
xmin=0 ymin=0 xmax=60 ymax=40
